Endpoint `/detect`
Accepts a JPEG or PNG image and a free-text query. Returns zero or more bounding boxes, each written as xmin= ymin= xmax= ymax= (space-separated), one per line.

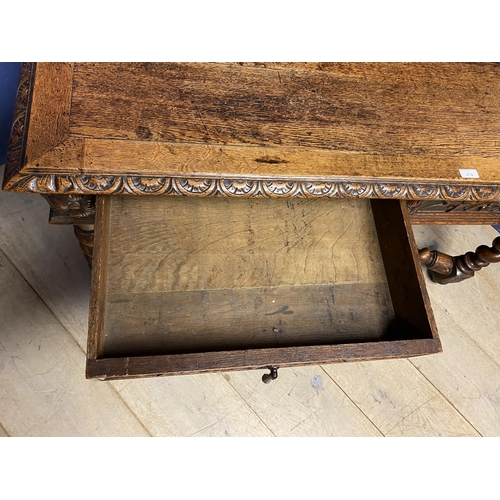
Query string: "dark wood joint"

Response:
xmin=419 ymin=236 xmax=500 ymax=284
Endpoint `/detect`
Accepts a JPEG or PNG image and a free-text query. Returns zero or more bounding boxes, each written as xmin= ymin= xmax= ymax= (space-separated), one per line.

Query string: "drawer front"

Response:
xmin=86 ymin=196 xmax=440 ymax=380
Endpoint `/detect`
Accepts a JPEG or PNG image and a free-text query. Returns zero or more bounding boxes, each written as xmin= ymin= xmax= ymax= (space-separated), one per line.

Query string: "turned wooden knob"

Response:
xmin=262 ymin=367 xmax=279 ymax=384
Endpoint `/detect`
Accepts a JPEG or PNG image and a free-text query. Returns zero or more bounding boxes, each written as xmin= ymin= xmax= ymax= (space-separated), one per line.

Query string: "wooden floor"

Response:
xmin=1 ymin=165 xmax=500 ymax=436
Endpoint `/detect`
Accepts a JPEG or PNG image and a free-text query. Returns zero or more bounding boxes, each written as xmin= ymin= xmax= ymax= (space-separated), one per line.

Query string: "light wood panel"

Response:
xmin=111 ymin=375 xmax=275 ymax=437
xmin=0 ymin=249 xmax=149 ymax=437
xmin=0 ymin=191 xmax=91 ymax=349
xmin=410 ymin=306 xmax=500 ymax=436
xmin=220 ymin=366 xmax=383 ymax=437
xmin=322 ymin=359 xmax=478 ymax=436
xmin=106 ymin=197 xmax=386 ymax=294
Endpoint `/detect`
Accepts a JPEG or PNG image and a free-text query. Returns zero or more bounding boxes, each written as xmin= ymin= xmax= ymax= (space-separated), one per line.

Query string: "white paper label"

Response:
xmin=459 ymin=169 xmax=480 ymax=179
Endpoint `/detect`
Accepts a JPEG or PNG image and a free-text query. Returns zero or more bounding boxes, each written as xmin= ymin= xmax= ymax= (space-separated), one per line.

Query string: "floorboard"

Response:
xmin=0 ymin=249 xmax=149 ymax=436
xmin=322 ymin=358 xmax=479 ymax=436
xmin=110 ymin=374 xmax=276 ymax=437
xmin=221 ymin=367 xmax=383 ymax=437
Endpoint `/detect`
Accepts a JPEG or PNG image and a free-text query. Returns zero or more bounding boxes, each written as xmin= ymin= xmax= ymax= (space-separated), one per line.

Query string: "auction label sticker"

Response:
xmin=459 ymin=169 xmax=480 ymax=179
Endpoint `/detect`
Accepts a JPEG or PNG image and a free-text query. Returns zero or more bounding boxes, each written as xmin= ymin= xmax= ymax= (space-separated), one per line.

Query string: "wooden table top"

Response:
xmin=4 ymin=62 xmax=500 ymax=201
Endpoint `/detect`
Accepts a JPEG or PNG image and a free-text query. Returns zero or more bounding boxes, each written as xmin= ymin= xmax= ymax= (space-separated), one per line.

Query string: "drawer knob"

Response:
xmin=262 ymin=366 xmax=279 ymax=384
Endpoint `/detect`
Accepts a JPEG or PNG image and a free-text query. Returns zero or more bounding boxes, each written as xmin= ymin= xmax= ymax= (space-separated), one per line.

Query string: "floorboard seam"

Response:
xmin=0 ymin=421 xmax=10 ymax=437
xmin=434 ymin=301 xmax=500 ymax=370
xmin=0 ymin=247 xmax=88 ymax=355
xmin=0 ymin=247 xmax=153 ymax=437
xmin=382 ymin=394 xmax=440 ymax=436
xmin=188 ymin=417 xmax=226 ymax=437
xmin=223 ymin=374 xmax=277 ymax=436
xmin=407 ymin=360 xmax=483 ymax=437
xmin=107 ymin=383 xmax=154 ymax=436
xmin=319 ymin=365 xmax=385 ymax=437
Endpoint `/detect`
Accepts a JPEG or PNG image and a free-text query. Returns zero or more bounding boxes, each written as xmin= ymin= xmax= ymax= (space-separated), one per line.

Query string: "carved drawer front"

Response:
xmin=86 ymin=196 xmax=441 ymax=381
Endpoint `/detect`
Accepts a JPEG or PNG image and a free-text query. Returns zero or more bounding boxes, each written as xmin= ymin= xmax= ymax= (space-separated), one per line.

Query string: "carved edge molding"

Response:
xmin=407 ymin=200 xmax=500 ymax=214
xmin=5 ymin=174 xmax=500 ymax=201
xmin=4 ymin=63 xmax=500 ymax=202
xmin=3 ymin=63 xmax=36 ymax=185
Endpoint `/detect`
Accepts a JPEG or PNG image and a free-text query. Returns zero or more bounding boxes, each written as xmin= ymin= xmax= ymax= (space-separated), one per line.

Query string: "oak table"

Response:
xmin=3 ymin=63 xmax=500 ymax=381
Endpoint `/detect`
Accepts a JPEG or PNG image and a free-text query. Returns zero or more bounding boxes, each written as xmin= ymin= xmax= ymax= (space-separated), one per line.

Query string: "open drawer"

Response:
xmin=86 ymin=196 xmax=440 ymax=380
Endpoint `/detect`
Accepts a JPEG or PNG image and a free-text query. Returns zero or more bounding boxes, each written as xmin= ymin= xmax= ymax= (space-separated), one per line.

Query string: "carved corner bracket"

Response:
xmin=41 ymin=194 xmax=95 ymax=268
xmin=43 ymin=194 xmax=96 ymax=224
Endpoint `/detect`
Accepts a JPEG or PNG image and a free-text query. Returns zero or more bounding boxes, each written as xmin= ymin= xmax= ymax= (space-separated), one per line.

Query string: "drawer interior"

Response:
xmin=86 ymin=196 xmax=440 ymax=379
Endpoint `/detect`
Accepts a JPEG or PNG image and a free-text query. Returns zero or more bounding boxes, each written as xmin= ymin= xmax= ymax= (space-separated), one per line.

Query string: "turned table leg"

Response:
xmin=73 ymin=224 xmax=94 ymax=267
xmin=42 ymin=194 xmax=96 ymax=267
xmin=419 ymin=236 xmax=500 ymax=284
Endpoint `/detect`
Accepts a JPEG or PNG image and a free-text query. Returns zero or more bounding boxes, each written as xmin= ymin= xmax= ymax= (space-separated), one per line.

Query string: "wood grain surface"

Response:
xmin=25 ymin=63 xmax=73 ymax=166
xmin=104 ymin=284 xmax=394 ymax=356
xmin=98 ymin=196 xmax=395 ymax=360
xmin=322 ymin=357 xmax=480 ymax=437
xmin=106 ymin=197 xmax=386 ymax=294
xmin=70 ymin=63 xmax=500 ymax=156
xmin=0 ymin=250 xmax=149 ymax=436
xmin=6 ymin=63 xmax=500 ymax=200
